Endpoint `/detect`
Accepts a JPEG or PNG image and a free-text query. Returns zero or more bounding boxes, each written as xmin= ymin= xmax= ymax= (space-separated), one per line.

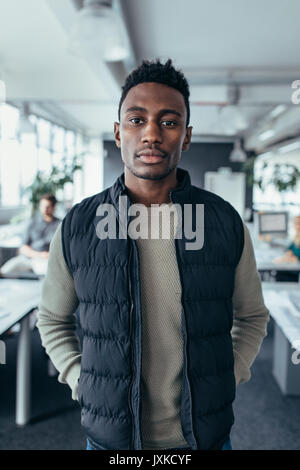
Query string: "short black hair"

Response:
xmin=40 ymin=193 xmax=57 ymax=206
xmin=118 ymin=58 xmax=190 ymax=127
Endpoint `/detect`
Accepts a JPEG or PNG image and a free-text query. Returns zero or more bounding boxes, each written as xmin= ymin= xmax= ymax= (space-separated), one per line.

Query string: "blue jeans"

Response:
xmin=86 ymin=437 xmax=232 ymax=450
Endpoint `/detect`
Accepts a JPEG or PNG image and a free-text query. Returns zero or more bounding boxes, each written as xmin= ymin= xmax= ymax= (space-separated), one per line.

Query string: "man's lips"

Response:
xmin=138 ymin=155 xmax=164 ymax=164
xmin=136 ymin=150 xmax=166 ymax=164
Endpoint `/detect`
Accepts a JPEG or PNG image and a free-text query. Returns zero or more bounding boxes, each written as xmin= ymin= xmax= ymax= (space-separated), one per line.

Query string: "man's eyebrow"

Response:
xmin=125 ymin=106 xmax=182 ymax=118
xmin=159 ymin=108 xmax=182 ymax=118
xmin=125 ymin=106 xmax=147 ymax=113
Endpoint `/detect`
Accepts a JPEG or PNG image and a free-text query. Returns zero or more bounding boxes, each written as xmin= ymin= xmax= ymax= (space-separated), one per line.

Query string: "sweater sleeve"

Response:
xmin=231 ymin=222 xmax=270 ymax=385
xmin=36 ymin=222 xmax=81 ymax=401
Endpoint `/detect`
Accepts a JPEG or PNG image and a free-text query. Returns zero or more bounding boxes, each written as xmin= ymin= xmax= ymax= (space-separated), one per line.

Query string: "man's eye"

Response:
xmin=162 ymin=120 xmax=176 ymax=126
xmin=129 ymin=118 xmax=143 ymax=124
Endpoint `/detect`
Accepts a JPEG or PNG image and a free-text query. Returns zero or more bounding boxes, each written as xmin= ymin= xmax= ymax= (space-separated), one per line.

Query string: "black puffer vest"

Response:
xmin=61 ymin=167 xmax=244 ymax=450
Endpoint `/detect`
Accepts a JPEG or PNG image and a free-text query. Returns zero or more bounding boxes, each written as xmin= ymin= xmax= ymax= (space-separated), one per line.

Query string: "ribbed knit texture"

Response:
xmin=136 ymin=204 xmax=188 ymax=448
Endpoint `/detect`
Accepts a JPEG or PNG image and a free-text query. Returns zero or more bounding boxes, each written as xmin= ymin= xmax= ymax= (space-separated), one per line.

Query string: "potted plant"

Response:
xmin=242 ymin=155 xmax=300 ymax=193
xmin=24 ymin=154 xmax=82 ymax=214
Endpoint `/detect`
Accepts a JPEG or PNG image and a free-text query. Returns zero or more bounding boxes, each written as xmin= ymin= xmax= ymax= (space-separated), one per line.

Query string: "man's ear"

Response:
xmin=182 ymin=126 xmax=193 ymax=151
xmin=114 ymin=122 xmax=121 ymax=148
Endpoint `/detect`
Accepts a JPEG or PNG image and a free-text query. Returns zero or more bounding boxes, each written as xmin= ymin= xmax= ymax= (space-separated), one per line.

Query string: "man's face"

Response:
xmin=114 ymin=82 xmax=192 ymax=181
xmin=39 ymin=199 xmax=55 ymax=219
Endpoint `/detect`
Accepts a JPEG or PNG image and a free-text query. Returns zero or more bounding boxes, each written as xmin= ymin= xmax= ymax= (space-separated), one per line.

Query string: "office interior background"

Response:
xmin=0 ymin=0 xmax=300 ymax=450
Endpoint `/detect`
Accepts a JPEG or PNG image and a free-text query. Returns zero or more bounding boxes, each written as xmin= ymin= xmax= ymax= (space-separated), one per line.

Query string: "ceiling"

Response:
xmin=1 ymin=0 xmax=300 ymax=153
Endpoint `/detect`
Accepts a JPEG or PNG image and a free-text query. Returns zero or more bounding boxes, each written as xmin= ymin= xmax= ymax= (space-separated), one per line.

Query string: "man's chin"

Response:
xmin=128 ymin=164 xmax=176 ymax=181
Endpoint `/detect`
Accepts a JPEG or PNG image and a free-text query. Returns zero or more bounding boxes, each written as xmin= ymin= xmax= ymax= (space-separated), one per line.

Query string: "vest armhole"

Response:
xmin=235 ymin=211 xmax=245 ymax=267
xmin=61 ymin=214 xmax=74 ymax=279
xmin=222 ymin=200 xmax=245 ymax=267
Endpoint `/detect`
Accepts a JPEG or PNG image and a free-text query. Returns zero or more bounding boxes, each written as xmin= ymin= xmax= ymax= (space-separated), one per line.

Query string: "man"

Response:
xmin=37 ymin=59 xmax=270 ymax=450
xmin=1 ymin=193 xmax=60 ymax=274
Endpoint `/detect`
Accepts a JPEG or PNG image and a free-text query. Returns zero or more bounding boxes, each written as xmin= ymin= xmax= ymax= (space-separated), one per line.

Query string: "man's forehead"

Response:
xmin=121 ymin=82 xmax=186 ymax=115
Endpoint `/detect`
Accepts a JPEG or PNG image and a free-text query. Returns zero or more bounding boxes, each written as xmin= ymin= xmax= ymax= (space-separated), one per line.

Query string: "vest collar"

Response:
xmin=110 ymin=167 xmax=192 ymax=206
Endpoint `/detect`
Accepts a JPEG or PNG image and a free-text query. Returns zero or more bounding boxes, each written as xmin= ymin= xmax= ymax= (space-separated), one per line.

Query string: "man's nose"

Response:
xmin=141 ymin=121 xmax=163 ymax=144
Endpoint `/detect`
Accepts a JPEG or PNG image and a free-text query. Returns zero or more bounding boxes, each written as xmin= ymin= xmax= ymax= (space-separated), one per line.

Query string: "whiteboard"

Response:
xmin=204 ymin=170 xmax=246 ymax=219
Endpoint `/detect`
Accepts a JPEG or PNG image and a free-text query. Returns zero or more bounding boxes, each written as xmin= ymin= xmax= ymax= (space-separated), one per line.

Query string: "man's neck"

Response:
xmin=124 ymin=168 xmax=178 ymax=207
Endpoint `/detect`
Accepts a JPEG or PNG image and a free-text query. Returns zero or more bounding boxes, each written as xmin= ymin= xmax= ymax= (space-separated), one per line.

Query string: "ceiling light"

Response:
xmin=220 ymin=106 xmax=248 ymax=131
xmin=68 ymin=0 xmax=130 ymax=62
xmin=258 ymin=129 xmax=275 ymax=141
xmin=269 ymin=105 xmax=287 ymax=119
xmin=278 ymin=141 xmax=300 ymax=153
xmin=229 ymin=139 xmax=247 ymax=162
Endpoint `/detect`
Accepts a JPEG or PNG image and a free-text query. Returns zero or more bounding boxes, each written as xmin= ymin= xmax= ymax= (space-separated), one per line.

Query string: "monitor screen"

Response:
xmin=258 ymin=211 xmax=288 ymax=235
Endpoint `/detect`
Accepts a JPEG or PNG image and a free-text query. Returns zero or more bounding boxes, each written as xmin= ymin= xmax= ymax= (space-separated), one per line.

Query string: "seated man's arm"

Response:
xmin=231 ymin=222 xmax=270 ymax=385
xmin=36 ymin=223 xmax=81 ymax=401
xmin=19 ymin=244 xmax=48 ymax=259
xmin=19 ymin=218 xmax=49 ymax=259
xmin=273 ymin=249 xmax=299 ymax=264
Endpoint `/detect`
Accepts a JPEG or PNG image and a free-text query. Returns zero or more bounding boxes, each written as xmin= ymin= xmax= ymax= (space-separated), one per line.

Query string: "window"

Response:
xmin=253 ymin=153 xmax=300 ymax=212
xmin=0 ymin=104 xmax=21 ymax=205
xmin=19 ymin=132 xmax=38 ymax=205
xmin=0 ymin=103 xmax=102 ymax=208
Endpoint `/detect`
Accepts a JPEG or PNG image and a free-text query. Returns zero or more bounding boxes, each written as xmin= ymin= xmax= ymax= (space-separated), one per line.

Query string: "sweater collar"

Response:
xmin=110 ymin=167 xmax=192 ymax=207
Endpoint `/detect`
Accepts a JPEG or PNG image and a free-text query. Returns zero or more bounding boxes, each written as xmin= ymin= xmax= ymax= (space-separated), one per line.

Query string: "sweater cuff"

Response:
xmin=59 ymin=361 xmax=81 ymax=401
xmin=233 ymin=349 xmax=251 ymax=385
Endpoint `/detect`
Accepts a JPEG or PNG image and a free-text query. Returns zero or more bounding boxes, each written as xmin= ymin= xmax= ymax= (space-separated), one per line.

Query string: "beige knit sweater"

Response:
xmin=36 ymin=204 xmax=270 ymax=449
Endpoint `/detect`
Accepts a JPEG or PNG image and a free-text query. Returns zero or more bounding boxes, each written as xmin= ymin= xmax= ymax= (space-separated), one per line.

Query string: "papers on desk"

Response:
xmin=0 ymin=286 xmax=14 ymax=318
xmin=263 ymin=288 xmax=300 ymax=345
xmin=288 ymin=291 xmax=300 ymax=313
xmin=31 ymin=258 xmax=48 ymax=276
xmin=0 ymin=278 xmax=42 ymax=336
xmin=273 ymin=291 xmax=300 ymax=319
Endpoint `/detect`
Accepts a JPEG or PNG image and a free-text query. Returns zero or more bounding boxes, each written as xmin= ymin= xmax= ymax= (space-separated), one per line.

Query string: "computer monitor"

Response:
xmin=257 ymin=211 xmax=288 ymax=236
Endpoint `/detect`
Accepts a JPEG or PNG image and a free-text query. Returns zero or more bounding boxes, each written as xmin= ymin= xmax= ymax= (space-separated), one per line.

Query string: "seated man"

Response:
xmin=273 ymin=215 xmax=300 ymax=264
xmin=1 ymin=193 xmax=60 ymax=275
xmin=272 ymin=214 xmax=300 ymax=282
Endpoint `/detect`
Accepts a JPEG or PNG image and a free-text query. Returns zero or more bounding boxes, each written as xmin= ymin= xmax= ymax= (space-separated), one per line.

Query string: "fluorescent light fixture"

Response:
xmin=269 ymin=105 xmax=287 ymax=119
xmin=278 ymin=141 xmax=300 ymax=153
xmin=220 ymin=106 xmax=248 ymax=131
xmin=68 ymin=1 xmax=130 ymax=62
xmin=258 ymin=129 xmax=275 ymax=141
xmin=229 ymin=140 xmax=247 ymax=162
xmin=257 ymin=151 xmax=273 ymax=161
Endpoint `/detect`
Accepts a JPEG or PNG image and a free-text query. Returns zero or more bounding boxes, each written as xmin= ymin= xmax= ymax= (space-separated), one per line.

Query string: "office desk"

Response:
xmin=262 ymin=282 xmax=300 ymax=395
xmin=254 ymin=243 xmax=300 ymax=282
xmin=0 ymin=278 xmax=43 ymax=425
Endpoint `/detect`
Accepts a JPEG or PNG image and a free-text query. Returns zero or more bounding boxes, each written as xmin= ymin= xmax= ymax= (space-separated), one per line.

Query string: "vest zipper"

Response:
xmin=181 ymin=304 xmax=197 ymax=449
xmin=127 ymin=241 xmax=135 ymax=449
xmin=169 ymin=190 xmax=197 ymax=449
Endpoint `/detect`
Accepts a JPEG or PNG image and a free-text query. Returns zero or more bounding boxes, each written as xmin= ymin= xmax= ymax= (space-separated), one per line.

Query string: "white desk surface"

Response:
xmin=0 ymin=278 xmax=43 ymax=336
xmin=254 ymin=242 xmax=300 ymax=272
xmin=0 ymin=236 xmax=22 ymax=249
xmin=262 ymin=282 xmax=300 ymax=345
xmin=257 ymin=261 xmax=300 ymax=271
